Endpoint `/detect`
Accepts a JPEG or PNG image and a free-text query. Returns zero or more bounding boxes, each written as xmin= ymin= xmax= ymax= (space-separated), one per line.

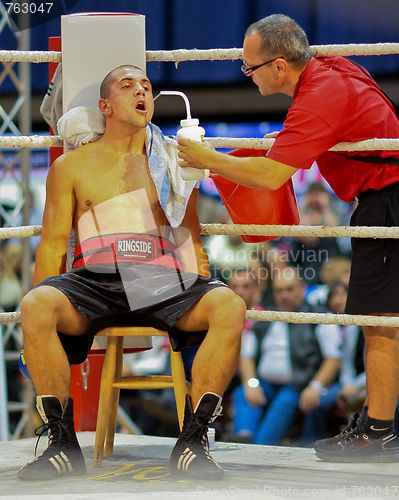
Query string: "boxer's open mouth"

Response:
xmin=136 ymin=100 xmax=147 ymax=112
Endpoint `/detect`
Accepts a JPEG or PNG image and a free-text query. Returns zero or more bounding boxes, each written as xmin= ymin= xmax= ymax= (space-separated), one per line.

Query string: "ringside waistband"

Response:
xmin=72 ymin=233 xmax=181 ymax=270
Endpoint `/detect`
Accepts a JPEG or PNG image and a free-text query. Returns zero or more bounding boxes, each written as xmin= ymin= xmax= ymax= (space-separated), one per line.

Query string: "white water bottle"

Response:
xmin=153 ymin=90 xmax=210 ymax=181
xmin=177 ymin=118 xmax=210 ymax=181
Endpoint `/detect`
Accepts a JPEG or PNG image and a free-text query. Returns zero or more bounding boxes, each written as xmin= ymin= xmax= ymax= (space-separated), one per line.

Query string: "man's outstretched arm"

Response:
xmin=34 ymin=155 xmax=76 ymax=285
xmin=178 ymin=138 xmax=298 ymax=190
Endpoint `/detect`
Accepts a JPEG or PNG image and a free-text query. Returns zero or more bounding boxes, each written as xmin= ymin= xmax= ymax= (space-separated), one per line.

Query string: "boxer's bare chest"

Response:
xmin=73 ymin=151 xmax=168 ymax=231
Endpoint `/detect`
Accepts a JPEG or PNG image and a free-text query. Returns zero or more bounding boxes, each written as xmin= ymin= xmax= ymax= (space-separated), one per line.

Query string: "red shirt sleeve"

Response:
xmin=268 ymin=104 xmax=338 ymax=170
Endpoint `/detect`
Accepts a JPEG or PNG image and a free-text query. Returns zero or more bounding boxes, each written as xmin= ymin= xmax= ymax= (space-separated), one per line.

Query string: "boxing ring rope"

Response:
xmin=2 ymin=135 xmax=399 ymax=152
xmin=2 ymin=223 xmax=399 ymax=241
xmin=1 ymin=42 xmax=399 ymax=64
xmin=1 ymin=43 xmax=399 ymax=334
xmin=2 ymin=309 xmax=399 ymax=328
xmin=0 ymin=220 xmax=398 ymax=327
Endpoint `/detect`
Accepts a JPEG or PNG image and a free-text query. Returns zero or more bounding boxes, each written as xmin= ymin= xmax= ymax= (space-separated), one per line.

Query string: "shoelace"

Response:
xmin=34 ymin=420 xmax=63 ymax=457
xmin=341 ymin=423 xmax=368 ymax=443
xmin=341 ymin=413 xmax=359 ymax=436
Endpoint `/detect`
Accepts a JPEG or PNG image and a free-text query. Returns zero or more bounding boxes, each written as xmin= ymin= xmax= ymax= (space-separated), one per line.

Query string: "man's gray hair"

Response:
xmin=246 ymin=14 xmax=312 ymax=68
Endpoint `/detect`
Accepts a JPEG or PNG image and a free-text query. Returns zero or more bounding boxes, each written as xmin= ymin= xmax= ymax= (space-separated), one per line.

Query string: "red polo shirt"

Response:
xmin=268 ymin=56 xmax=399 ymax=202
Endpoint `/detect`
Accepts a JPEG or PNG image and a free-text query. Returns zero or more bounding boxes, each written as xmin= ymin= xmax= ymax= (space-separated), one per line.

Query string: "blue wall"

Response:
xmin=0 ymin=0 xmax=398 ymax=92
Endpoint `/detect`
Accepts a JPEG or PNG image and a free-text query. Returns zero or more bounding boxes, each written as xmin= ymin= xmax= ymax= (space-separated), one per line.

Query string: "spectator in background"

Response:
xmin=230 ymin=268 xmax=341 ymax=445
xmin=301 ymin=281 xmax=359 ymax=443
xmin=303 ymin=282 xmax=366 ymax=444
xmin=288 ymin=187 xmax=346 ymax=285
xmin=0 ymin=241 xmax=23 ymax=312
xmin=300 ymin=182 xmax=340 ymax=226
xmin=306 ymin=256 xmax=352 ymax=306
xmin=328 ymin=282 xmax=365 ymax=415
xmin=204 ymin=214 xmax=258 ymax=282
xmin=228 ymin=266 xmax=262 ymax=313
xmin=0 ymin=241 xmax=24 ymax=431
xmin=119 ymin=336 xmax=179 ymax=437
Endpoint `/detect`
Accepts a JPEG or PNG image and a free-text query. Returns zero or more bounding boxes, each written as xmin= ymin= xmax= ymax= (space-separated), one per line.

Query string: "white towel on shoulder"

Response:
xmin=57 ymin=106 xmax=105 ymax=149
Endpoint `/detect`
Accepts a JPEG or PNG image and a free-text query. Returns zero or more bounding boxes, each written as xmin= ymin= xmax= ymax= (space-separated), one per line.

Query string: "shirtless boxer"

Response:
xmin=18 ymin=65 xmax=246 ymax=481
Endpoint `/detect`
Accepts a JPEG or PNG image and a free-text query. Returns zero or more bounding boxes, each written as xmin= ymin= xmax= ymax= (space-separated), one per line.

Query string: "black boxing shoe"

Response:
xmin=169 ymin=392 xmax=224 ymax=480
xmin=314 ymin=415 xmax=399 ymax=463
xmin=17 ymin=396 xmax=86 ymax=481
xmin=314 ymin=411 xmax=361 ymax=451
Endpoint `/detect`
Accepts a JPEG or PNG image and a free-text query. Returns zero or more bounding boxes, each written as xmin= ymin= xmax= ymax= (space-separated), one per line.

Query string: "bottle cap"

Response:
xmin=180 ymin=118 xmax=199 ymax=127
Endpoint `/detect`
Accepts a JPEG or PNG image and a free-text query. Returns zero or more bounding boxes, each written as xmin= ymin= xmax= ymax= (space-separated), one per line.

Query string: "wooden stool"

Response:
xmin=93 ymin=326 xmax=187 ymax=465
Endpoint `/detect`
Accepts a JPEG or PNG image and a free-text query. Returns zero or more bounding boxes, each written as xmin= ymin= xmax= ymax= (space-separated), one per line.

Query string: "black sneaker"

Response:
xmin=17 ymin=396 xmax=86 ymax=481
xmin=314 ymin=412 xmax=360 ymax=451
xmin=169 ymin=393 xmax=224 ymax=480
xmin=314 ymin=418 xmax=399 ymax=463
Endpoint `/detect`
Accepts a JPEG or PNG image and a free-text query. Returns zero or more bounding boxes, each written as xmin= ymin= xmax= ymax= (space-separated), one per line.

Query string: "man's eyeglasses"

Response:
xmin=241 ymin=56 xmax=284 ymax=76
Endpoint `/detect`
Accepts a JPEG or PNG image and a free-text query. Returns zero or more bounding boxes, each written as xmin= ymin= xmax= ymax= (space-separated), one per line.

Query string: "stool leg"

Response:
xmin=170 ymin=347 xmax=187 ymax=430
xmin=105 ymin=336 xmax=123 ymax=457
xmin=93 ymin=336 xmax=118 ymax=466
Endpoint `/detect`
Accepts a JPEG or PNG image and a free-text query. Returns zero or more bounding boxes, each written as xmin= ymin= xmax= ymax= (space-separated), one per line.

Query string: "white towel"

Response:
xmin=57 ymin=106 xmax=105 ymax=149
xmin=145 ymin=123 xmax=198 ymax=228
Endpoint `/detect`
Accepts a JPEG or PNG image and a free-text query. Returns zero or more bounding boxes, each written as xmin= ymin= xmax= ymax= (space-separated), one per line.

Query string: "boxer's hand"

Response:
xmin=177 ymin=138 xmax=215 ymax=170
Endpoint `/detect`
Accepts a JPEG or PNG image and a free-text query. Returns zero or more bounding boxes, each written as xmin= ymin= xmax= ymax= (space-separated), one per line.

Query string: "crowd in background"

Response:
xmin=0 ymin=176 xmax=377 ymax=445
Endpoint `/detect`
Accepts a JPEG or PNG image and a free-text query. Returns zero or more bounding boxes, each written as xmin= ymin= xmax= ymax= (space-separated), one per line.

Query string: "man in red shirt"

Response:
xmin=178 ymin=14 xmax=399 ymax=462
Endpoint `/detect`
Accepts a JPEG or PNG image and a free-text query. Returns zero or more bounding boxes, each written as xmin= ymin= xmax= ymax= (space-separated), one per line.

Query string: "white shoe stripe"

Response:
xmin=181 ymin=451 xmax=192 ymax=471
xmin=55 ymin=454 xmax=67 ymax=473
xmin=181 ymin=450 xmax=197 ymax=471
xmin=177 ymin=447 xmax=189 ymax=470
xmin=49 ymin=457 xmax=62 ymax=474
xmin=184 ymin=453 xmax=196 ymax=470
xmin=60 ymin=451 xmax=73 ymax=473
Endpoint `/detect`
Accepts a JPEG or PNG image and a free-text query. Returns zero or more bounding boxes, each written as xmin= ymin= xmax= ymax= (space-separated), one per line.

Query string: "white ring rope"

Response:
xmin=0 ymin=50 xmax=61 ymax=63
xmin=0 ymin=135 xmax=62 ymax=148
xmin=2 ymin=135 xmax=399 ymax=152
xmin=0 ymin=226 xmax=42 ymax=239
xmin=1 ymin=43 xmax=399 ymax=64
xmin=246 ymin=310 xmax=399 ymax=328
xmin=2 ymin=309 xmax=399 ymax=327
xmin=207 ymin=137 xmax=399 ymax=151
xmin=2 ymin=223 xmax=399 ymax=240
xmin=200 ymin=224 xmax=399 ymax=239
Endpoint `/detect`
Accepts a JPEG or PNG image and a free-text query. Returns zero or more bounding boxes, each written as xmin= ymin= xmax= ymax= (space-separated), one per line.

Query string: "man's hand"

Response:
xmin=244 ymin=386 xmax=267 ymax=408
xmin=299 ymin=386 xmax=321 ymax=413
xmin=177 ymin=137 xmax=216 ymax=170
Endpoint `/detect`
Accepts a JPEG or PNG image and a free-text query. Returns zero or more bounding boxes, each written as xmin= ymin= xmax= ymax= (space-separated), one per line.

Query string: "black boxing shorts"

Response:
xmin=346 ymin=182 xmax=399 ymax=314
xmin=36 ymin=233 xmax=227 ymax=364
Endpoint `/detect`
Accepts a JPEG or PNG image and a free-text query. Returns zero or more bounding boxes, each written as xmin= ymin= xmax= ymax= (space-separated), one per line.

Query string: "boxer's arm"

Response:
xmin=173 ymin=189 xmax=210 ymax=277
xmin=33 ymin=156 xmax=76 ymax=285
xmin=178 ymin=138 xmax=298 ymax=190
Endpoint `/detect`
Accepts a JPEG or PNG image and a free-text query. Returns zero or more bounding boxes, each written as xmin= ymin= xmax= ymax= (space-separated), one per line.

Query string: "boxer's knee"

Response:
xmin=206 ymin=287 xmax=247 ymax=336
xmin=21 ymin=286 xmax=61 ymax=335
